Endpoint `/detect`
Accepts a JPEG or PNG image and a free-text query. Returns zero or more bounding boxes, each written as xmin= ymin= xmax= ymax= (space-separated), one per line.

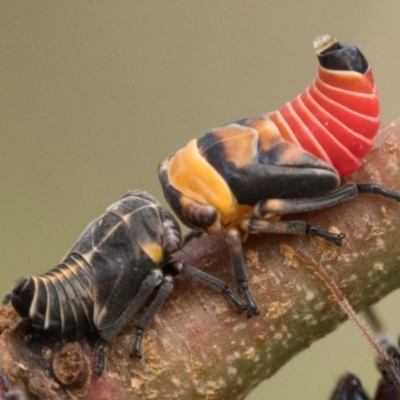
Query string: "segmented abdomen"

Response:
xmin=10 ymin=254 xmax=95 ymax=338
xmin=269 ymin=66 xmax=380 ymax=177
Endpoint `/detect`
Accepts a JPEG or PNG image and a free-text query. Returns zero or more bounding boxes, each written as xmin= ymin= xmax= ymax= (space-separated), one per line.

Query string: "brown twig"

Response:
xmin=1 ymin=120 xmax=400 ymax=399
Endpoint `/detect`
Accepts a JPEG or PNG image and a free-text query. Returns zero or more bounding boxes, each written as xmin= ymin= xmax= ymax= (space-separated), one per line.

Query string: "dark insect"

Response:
xmin=329 ymin=334 xmax=400 ymax=400
xmin=3 ymin=190 xmax=245 ymax=375
xmin=159 ymin=34 xmax=400 ymax=318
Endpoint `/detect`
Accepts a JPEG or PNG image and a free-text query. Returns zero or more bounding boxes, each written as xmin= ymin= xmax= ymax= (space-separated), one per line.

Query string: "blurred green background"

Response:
xmin=1 ymin=2 xmax=400 ymax=399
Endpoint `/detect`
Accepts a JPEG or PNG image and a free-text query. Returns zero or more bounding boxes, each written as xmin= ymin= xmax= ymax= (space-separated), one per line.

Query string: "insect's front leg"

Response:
xmin=179 ymin=261 xmax=246 ymax=314
xmin=226 ymin=229 xmax=260 ymax=318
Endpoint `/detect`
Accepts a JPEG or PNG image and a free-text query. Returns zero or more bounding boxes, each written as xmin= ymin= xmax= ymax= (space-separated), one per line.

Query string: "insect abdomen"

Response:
xmin=9 ymin=253 xmax=95 ymax=338
xmin=269 ymin=35 xmax=380 ymax=177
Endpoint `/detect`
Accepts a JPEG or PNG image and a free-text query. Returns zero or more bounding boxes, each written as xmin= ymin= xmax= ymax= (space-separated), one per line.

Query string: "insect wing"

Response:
xmin=89 ymin=196 xmax=165 ymax=329
xmin=197 ymin=123 xmax=339 ymax=205
xmin=108 ymin=195 xmax=167 ymax=264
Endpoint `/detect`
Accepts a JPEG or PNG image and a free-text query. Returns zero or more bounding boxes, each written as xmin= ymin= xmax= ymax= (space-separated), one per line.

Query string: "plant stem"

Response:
xmin=1 ymin=120 xmax=400 ymax=400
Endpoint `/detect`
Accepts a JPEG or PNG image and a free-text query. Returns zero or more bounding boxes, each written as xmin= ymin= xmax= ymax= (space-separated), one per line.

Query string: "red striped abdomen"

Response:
xmin=269 ymin=66 xmax=380 ymax=177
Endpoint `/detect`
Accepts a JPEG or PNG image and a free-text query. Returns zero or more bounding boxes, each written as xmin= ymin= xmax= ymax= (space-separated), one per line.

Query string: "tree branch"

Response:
xmin=1 ymin=120 xmax=400 ymax=399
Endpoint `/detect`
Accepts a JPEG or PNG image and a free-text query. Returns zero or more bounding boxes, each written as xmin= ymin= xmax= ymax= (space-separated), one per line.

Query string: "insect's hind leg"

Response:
xmin=256 ymin=183 xmax=400 ymax=217
xmin=247 ymin=219 xmax=345 ymax=247
xmin=255 ymin=183 xmax=359 ymax=216
xmin=357 ymin=183 xmax=400 ymax=202
xmin=251 ymin=181 xmax=400 ymax=245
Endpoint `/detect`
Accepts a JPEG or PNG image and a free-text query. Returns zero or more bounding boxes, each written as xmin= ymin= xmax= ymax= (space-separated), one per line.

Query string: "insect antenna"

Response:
xmin=305 ymin=257 xmax=400 ymax=395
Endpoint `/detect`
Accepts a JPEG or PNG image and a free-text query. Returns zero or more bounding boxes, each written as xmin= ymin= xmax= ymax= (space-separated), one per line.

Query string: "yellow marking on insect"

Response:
xmin=46 ymin=273 xmax=65 ymax=332
xmin=263 ymin=199 xmax=284 ymax=212
xmin=29 ymin=276 xmax=40 ymax=319
xmin=118 ymin=208 xmax=143 ymax=227
xmin=70 ymin=253 xmax=87 ymax=270
xmin=101 ymin=221 xmax=123 ymax=244
xmin=211 ymin=124 xmax=258 ymax=168
xmin=44 ymin=280 xmax=52 ymax=330
xmin=138 ymin=241 xmax=164 ymax=263
xmin=59 ymin=267 xmax=75 ymax=280
xmin=225 ymin=204 xmax=253 ymax=232
xmin=246 ymin=117 xmax=282 ymax=152
xmin=275 ymin=142 xmax=314 ymax=166
xmin=168 ymin=139 xmax=238 ymax=222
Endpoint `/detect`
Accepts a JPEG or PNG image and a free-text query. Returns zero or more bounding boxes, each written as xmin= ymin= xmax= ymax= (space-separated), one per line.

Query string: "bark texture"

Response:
xmin=1 ymin=120 xmax=400 ymax=400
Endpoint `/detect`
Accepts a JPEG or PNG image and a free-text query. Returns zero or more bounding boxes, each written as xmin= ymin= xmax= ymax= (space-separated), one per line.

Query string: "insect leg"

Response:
xmin=99 ymin=269 xmax=164 ymax=339
xmin=247 ymin=219 xmax=345 ymax=246
xmin=255 ymin=183 xmax=359 ymax=216
xmin=130 ymin=275 xmax=174 ymax=358
xmin=93 ymin=340 xmax=106 ymax=376
xmin=95 ymin=269 xmax=164 ymax=375
xmin=306 ymin=225 xmax=345 ymax=246
xmin=357 ymin=183 xmax=400 ymax=202
xmin=179 ymin=262 xmax=247 ymax=314
xmin=226 ymin=229 xmax=260 ymax=318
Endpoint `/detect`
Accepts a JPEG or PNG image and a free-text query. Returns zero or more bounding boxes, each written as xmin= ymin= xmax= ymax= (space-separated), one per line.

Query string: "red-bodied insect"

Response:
xmin=159 ymin=34 xmax=400 ymax=318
